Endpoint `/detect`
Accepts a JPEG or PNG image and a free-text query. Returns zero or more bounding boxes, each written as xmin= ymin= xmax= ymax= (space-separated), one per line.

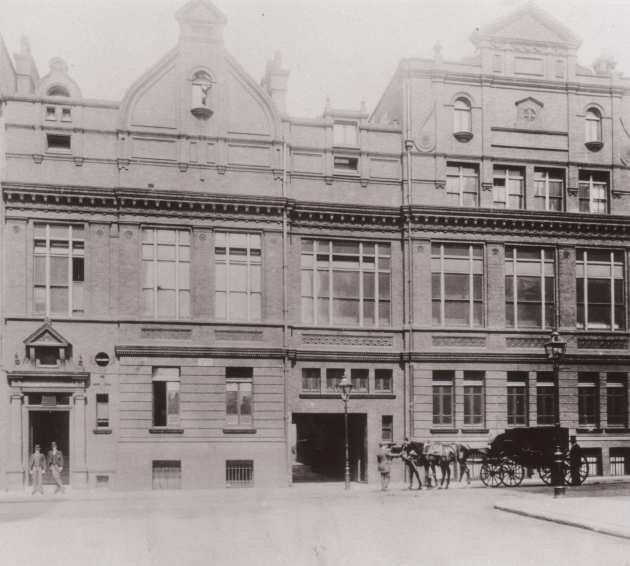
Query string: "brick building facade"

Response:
xmin=0 ymin=1 xmax=629 ymax=491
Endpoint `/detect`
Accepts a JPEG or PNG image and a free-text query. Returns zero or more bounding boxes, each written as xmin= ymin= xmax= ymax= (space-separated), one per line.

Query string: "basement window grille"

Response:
xmin=226 ymin=460 xmax=254 ymax=487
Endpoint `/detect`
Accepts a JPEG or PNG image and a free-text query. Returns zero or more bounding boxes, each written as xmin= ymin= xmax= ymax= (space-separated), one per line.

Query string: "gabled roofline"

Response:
xmin=471 ymin=1 xmax=581 ymax=48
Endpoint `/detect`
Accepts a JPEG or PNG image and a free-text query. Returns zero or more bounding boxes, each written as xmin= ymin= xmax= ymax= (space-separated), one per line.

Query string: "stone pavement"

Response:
xmin=495 ymin=492 xmax=630 ymax=541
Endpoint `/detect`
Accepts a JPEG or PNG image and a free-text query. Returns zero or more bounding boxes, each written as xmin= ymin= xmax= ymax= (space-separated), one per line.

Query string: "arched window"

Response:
xmin=47 ymin=85 xmax=70 ymax=97
xmin=453 ymin=98 xmax=472 ymax=141
xmin=191 ymin=71 xmax=214 ymax=119
xmin=585 ymin=108 xmax=602 ymax=145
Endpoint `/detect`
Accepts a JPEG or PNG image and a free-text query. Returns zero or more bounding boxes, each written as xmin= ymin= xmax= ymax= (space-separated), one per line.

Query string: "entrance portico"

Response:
xmin=5 ymin=322 xmax=89 ymax=490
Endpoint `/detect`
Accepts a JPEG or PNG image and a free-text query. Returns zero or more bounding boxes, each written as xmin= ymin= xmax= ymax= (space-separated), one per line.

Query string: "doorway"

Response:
xmin=292 ymin=413 xmax=367 ymax=482
xmin=29 ymin=411 xmax=70 ymax=485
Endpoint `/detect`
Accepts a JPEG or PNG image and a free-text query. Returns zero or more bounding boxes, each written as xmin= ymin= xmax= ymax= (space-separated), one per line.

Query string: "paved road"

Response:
xmin=0 ymin=484 xmax=629 ymax=566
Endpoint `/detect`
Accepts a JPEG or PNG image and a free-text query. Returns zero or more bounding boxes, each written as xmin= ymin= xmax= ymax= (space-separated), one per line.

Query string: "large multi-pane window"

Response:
xmin=301 ymin=240 xmax=391 ymax=326
xmin=142 ymin=228 xmax=190 ymax=319
xmin=446 ymin=163 xmax=478 ymax=207
xmin=432 ymin=371 xmax=454 ymax=426
xmin=225 ymin=367 xmax=253 ymax=427
xmin=576 ymin=249 xmax=624 ymax=330
xmin=463 ymin=371 xmax=484 ymax=426
xmin=152 ymin=367 xmax=180 ymax=427
xmin=533 ymin=168 xmax=563 ymax=211
xmin=607 ymin=373 xmax=628 ymax=428
xmin=215 ymin=232 xmax=262 ymax=322
xmin=578 ymin=373 xmax=599 ymax=428
xmin=536 ymin=372 xmax=556 ymax=426
xmin=493 ymin=167 xmax=524 ymax=209
xmin=507 ymin=371 xmax=528 ymax=426
xmin=578 ymin=171 xmax=608 ymax=214
xmin=432 ymin=243 xmax=483 ymax=327
xmin=33 ymin=223 xmax=84 ymax=316
xmin=505 ymin=247 xmax=555 ymax=329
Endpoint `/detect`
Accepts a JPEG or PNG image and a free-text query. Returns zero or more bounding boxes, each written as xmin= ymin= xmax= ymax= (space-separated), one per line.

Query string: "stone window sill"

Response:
xmin=430 ymin=428 xmax=457 ymax=434
xmin=453 ymin=130 xmax=473 ymax=142
xmin=299 ymin=393 xmax=395 ymax=400
xmin=149 ymin=427 xmax=184 ymax=434
xmin=223 ymin=427 xmax=257 ymax=434
xmin=93 ymin=427 xmax=112 ymax=435
xmin=461 ymin=428 xmax=489 ymax=434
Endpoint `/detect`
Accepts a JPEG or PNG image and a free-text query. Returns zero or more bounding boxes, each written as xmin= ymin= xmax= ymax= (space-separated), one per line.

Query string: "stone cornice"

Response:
xmin=8 ymin=184 xmax=630 ymax=237
xmin=408 ymin=206 xmax=630 ymax=240
xmin=115 ymin=345 xmax=286 ymax=359
xmin=7 ymin=370 xmax=90 ymax=384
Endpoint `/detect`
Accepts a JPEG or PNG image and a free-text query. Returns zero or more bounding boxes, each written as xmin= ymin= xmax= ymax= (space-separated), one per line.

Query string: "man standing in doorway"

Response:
xmin=29 ymin=444 xmax=46 ymax=495
xmin=47 ymin=441 xmax=64 ymax=494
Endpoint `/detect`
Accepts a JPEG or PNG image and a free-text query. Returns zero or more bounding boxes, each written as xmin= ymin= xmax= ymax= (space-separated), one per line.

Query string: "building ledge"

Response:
xmin=298 ymin=393 xmax=395 ymax=400
xmin=149 ymin=427 xmax=184 ymax=434
xmin=430 ymin=428 xmax=458 ymax=434
xmin=604 ymin=427 xmax=630 ymax=434
xmin=461 ymin=428 xmax=489 ymax=434
xmin=576 ymin=428 xmax=602 ymax=434
xmin=222 ymin=428 xmax=257 ymax=434
xmin=93 ymin=427 xmax=112 ymax=435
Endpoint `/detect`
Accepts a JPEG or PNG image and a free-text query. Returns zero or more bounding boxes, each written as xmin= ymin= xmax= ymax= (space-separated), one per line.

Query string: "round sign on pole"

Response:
xmin=95 ymin=352 xmax=110 ymax=367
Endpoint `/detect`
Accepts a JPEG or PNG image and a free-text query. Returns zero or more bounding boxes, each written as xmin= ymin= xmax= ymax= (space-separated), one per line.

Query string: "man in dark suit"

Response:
xmin=29 ymin=444 xmax=46 ymax=495
xmin=47 ymin=441 xmax=65 ymax=493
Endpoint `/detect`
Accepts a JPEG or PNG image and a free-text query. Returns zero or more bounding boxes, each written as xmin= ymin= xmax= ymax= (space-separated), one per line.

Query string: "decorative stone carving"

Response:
xmin=141 ymin=328 xmax=192 ymax=340
xmin=506 ymin=337 xmax=547 ymax=348
xmin=302 ymin=334 xmax=393 ymax=347
xmin=577 ymin=337 xmax=628 ymax=350
xmin=215 ymin=330 xmax=264 ymax=341
xmin=432 ymin=336 xmax=486 ymax=347
xmin=32 ymin=154 xmax=43 ymax=164
xmin=177 ymin=162 xmax=188 ymax=172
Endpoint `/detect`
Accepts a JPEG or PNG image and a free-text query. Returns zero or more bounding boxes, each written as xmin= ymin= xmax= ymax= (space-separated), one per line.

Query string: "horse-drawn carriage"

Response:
xmin=475 ymin=426 xmax=589 ymax=488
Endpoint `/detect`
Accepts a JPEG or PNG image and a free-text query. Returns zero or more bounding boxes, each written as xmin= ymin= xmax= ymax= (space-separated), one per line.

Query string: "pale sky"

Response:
xmin=2 ymin=0 xmax=630 ymax=118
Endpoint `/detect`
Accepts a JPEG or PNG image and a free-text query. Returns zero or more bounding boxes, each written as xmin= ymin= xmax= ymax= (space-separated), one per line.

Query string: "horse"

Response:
xmin=392 ymin=441 xmax=472 ymax=489
xmin=423 ymin=442 xmax=472 ymax=489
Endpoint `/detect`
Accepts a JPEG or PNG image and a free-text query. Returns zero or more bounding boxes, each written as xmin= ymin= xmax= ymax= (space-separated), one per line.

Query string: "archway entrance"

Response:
xmin=29 ymin=411 xmax=70 ymax=485
xmin=292 ymin=413 xmax=367 ymax=482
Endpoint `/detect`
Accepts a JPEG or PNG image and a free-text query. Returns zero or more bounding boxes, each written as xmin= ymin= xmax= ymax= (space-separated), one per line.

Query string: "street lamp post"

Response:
xmin=544 ymin=329 xmax=567 ymax=497
xmin=339 ymin=374 xmax=353 ymax=490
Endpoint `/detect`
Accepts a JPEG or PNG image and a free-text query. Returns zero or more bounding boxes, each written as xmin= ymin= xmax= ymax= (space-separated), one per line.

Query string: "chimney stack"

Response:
xmin=262 ymin=52 xmax=289 ymax=114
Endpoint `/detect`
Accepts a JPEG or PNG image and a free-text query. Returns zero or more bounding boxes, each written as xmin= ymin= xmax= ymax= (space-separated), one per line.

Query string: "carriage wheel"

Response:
xmin=562 ymin=454 xmax=590 ymax=486
xmin=480 ymin=461 xmax=503 ymax=488
xmin=501 ymin=460 xmax=524 ymax=487
xmin=538 ymin=465 xmax=553 ymax=486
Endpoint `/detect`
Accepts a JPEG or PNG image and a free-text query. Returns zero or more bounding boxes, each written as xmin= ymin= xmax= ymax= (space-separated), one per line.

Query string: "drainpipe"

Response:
xmin=403 ymin=62 xmax=414 ymax=440
xmin=281 ymin=134 xmax=290 ymax=485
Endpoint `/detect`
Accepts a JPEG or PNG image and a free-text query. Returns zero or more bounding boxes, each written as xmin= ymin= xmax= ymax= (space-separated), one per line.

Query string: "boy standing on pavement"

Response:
xmin=29 ymin=444 xmax=46 ymax=495
xmin=47 ymin=441 xmax=65 ymax=494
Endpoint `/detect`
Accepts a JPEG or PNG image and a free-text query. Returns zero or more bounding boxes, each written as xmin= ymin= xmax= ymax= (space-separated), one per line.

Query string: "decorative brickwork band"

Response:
xmin=302 ymin=334 xmax=393 ymax=347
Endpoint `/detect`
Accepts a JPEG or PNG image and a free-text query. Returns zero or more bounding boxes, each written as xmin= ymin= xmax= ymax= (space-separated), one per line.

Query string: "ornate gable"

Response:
xmin=470 ymin=3 xmax=581 ymax=81
xmin=24 ymin=321 xmax=70 ymax=348
xmin=473 ymin=3 xmax=581 ymax=49
xmin=23 ymin=321 xmax=72 ymax=366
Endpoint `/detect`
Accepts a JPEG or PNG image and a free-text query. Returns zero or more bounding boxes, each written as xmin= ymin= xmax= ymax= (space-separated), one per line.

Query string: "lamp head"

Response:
xmin=339 ymin=374 xmax=353 ymax=401
xmin=544 ymin=329 xmax=567 ymax=362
